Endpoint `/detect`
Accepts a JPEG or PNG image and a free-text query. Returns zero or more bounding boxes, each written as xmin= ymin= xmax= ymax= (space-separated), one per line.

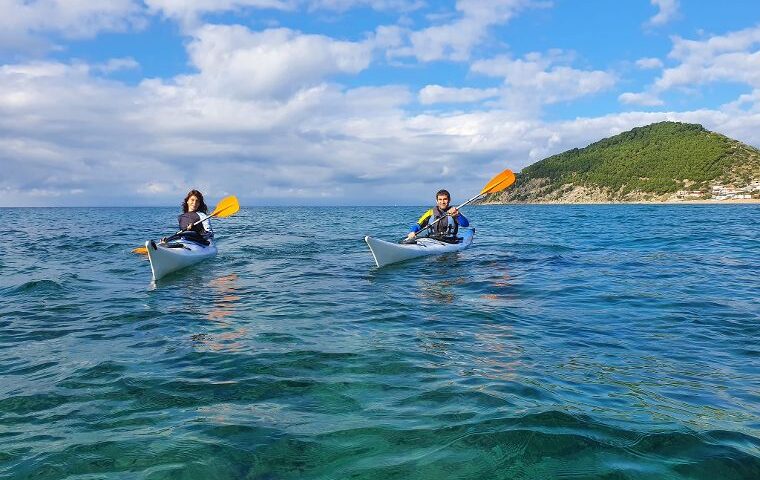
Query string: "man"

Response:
xmin=406 ymin=189 xmax=470 ymax=241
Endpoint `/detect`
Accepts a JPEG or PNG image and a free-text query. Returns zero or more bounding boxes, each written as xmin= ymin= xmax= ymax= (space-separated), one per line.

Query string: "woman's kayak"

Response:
xmin=364 ymin=228 xmax=474 ymax=268
xmin=145 ymin=237 xmax=217 ymax=281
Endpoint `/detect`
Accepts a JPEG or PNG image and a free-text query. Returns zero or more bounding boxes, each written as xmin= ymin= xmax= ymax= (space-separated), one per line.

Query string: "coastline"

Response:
xmin=480 ymin=198 xmax=760 ymax=205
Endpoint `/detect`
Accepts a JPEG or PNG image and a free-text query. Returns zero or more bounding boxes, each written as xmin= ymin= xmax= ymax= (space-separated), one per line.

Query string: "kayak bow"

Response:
xmin=145 ymin=238 xmax=217 ymax=281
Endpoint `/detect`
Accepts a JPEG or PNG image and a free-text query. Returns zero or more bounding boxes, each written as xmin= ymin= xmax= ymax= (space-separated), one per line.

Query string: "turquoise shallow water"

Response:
xmin=1 ymin=205 xmax=759 ymax=479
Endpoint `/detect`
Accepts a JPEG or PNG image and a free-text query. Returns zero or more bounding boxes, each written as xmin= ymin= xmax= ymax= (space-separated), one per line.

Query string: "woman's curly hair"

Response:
xmin=182 ymin=190 xmax=209 ymax=214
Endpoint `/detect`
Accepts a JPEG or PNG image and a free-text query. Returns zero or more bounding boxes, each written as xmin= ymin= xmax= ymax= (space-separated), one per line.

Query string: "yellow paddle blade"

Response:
xmin=479 ymin=169 xmax=516 ymax=195
xmin=133 ymin=246 xmax=148 ymax=255
xmin=210 ymin=195 xmax=240 ymax=218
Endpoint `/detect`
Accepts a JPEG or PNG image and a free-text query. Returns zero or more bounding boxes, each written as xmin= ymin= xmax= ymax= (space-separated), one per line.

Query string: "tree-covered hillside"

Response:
xmin=487 ymin=122 xmax=760 ymax=203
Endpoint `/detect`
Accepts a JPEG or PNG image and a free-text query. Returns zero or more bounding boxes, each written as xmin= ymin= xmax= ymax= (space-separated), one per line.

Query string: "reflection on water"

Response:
xmin=190 ymin=274 xmax=247 ymax=352
xmin=471 ymin=325 xmax=524 ymax=382
xmin=207 ymin=274 xmax=241 ymax=321
xmin=416 ymin=277 xmax=465 ymax=304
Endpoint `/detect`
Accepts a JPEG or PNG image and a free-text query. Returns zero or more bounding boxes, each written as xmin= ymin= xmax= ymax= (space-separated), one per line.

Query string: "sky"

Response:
xmin=2 ymin=0 xmax=760 ymax=206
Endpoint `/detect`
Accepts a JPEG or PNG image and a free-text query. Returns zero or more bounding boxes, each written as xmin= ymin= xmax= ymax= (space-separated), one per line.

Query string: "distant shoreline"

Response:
xmin=481 ymin=198 xmax=760 ymax=205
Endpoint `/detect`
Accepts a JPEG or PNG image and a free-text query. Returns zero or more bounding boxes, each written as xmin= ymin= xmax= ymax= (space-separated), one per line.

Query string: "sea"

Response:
xmin=1 ymin=205 xmax=759 ymax=479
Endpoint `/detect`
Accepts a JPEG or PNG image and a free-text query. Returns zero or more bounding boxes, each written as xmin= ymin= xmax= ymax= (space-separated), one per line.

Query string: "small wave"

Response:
xmin=9 ymin=279 xmax=64 ymax=295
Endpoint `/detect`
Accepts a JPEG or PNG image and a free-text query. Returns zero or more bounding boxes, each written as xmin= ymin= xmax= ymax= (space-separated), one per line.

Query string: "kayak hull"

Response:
xmin=145 ymin=239 xmax=217 ymax=281
xmin=364 ymin=228 xmax=474 ymax=268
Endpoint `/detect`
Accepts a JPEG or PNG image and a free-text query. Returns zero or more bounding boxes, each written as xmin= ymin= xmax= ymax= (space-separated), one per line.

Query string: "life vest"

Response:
xmin=428 ymin=206 xmax=458 ymax=237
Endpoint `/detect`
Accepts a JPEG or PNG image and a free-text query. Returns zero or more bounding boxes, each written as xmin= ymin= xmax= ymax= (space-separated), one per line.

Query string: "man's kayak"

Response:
xmin=364 ymin=228 xmax=474 ymax=268
xmin=145 ymin=238 xmax=217 ymax=281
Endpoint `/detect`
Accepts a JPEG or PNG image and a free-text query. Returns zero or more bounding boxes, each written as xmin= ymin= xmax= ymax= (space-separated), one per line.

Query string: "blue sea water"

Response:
xmin=1 ymin=205 xmax=759 ymax=479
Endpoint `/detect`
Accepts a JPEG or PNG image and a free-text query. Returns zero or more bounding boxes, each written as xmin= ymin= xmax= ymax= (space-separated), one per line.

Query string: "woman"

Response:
xmin=165 ymin=190 xmax=214 ymax=245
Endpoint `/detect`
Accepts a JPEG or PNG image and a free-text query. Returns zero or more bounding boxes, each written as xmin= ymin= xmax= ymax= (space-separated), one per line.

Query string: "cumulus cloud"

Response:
xmin=419 ymin=85 xmax=500 ymax=105
xmin=145 ymin=0 xmax=293 ymax=25
xmin=622 ymin=26 xmax=760 ymax=107
xmin=636 ymin=57 xmax=664 ymax=69
xmin=722 ymin=89 xmax=760 ymax=113
xmin=0 ymin=56 xmax=437 ymax=206
xmin=145 ymin=0 xmax=422 ymax=27
xmin=8 ymin=51 xmax=760 ymax=207
xmin=306 ymin=0 xmax=423 ymax=13
xmin=389 ymin=0 xmax=537 ymax=62
xmin=95 ymin=57 xmax=141 ymax=74
xmin=4 ymin=3 xmax=760 ymax=207
xmin=656 ymin=26 xmax=760 ymax=90
xmin=618 ymin=91 xmax=664 ymax=106
xmin=180 ymin=24 xmax=372 ymax=100
xmin=471 ymin=51 xmax=617 ymax=111
xmin=0 ymin=0 xmax=145 ymax=53
xmin=646 ymin=0 xmax=679 ymax=27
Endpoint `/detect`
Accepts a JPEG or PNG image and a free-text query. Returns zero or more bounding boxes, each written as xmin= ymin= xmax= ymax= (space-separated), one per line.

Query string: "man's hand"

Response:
xmin=405 ymin=231 xmax=416 ymax=241
xmin=448 ymin=207 xmax=459 ymax=217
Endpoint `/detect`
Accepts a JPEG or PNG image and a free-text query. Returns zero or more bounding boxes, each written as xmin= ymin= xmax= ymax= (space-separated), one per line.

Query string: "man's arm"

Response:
xmin=406 ymin=209 xmax=433 ymax=240
xmin=409 ymin=209 xmax=433 ymax=233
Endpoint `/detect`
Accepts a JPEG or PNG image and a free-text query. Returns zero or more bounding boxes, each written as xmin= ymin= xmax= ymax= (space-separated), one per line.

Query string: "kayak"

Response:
xmin=145 ymin=238 xmax=217 ymax=281
xmin=364 ymin=228 xmax=474 ymax=268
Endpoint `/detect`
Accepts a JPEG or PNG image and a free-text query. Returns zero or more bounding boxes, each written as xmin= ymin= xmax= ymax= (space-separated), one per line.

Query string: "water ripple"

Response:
xmin=1 ymin=205 xmax=758 ymax=479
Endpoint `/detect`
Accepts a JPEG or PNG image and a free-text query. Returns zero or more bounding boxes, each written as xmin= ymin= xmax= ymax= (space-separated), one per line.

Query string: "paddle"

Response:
xmin=133 ymin=195 xmax=240 ymax=254
xmin=405 ymin=168 xmax=515 ymax=242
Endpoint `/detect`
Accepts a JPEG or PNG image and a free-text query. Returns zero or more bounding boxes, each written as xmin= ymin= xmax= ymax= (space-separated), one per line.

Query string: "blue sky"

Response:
xmin=2 ymin=0 xmax=760 ymax=206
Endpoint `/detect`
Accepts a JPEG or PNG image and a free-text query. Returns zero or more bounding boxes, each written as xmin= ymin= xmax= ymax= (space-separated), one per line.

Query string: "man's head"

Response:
xmin=436 ymin=189 xmax=450 ymax=210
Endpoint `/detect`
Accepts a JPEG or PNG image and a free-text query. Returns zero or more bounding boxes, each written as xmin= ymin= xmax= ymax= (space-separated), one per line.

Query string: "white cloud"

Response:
xmin=145 ymin=0 xmax=294 ymax=24
xmin=95 ymin=57 xmax=140 ymax=74
xmin=4 ymin=9 xmax=760 ymax=207
xmin=145 ymin=0 xmax=422 ymax=27
xmin=419 ymin=85 xmax=500 ymax=105
xmin=471 ymin=51 xmax=617 ymax=111
xmin=4 ymin=54 xmax=760 ymax=207
xmin=390 ymin=0 xmax=537 ymax=62
xmin=636 ymin=57 xmax=664 ymax=69
xmin=181 ymin=24 xmax=372 ymax=100
xmin=656 ymin=26 xmax=760 ymax=90
xmin=618 ymin=91 xmax=664 ymax=106
xmin=0 ymin=0 xmax=145 ymax=53
xmin=722 ymin=89 xmax=760 ymax=113
xmin=9 ymin=53 xmax=760 ymax=207
xmin=0 ymin=57 xmax=429 ymax=206
xmin=646 ymin=0 xmax=679 ymax=27
xmin=305 ymin=0 xmax=423 ymax=13
xmin=620 ymin=26 xmax=760 ymax=107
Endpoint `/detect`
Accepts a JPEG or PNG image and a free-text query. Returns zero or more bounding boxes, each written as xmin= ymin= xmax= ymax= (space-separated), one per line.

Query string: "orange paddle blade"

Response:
xmin=479 ymin=169 xmax=515 ymax=195
xmin=210 ymin=195 xmax=239 ymax=218
xmin=133 ymin=246 xmax=148 ymax=255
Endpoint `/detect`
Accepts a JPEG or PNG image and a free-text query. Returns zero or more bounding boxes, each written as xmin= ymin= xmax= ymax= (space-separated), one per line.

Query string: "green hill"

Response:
xmin=485 ymin=121 xmax=760 ymax=203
